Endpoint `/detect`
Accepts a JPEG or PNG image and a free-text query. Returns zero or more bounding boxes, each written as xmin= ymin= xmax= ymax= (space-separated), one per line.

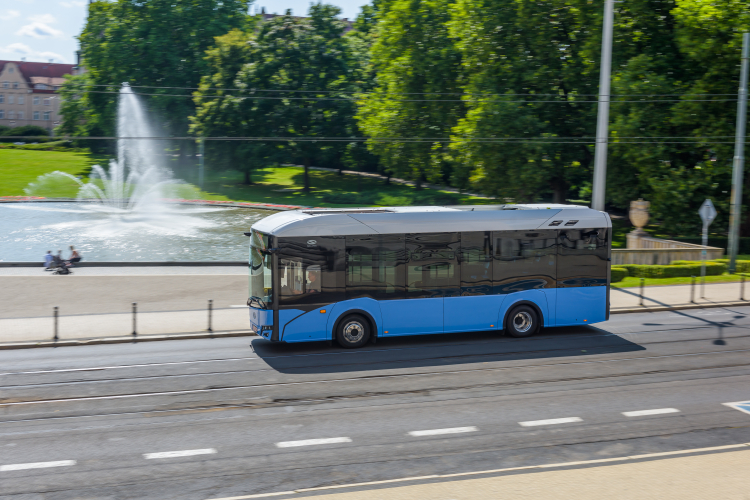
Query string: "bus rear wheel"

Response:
xmin=505 ymin=305 xmax=539 ymax=338
xmin=336 ymin=315 xmax=370 ymax=348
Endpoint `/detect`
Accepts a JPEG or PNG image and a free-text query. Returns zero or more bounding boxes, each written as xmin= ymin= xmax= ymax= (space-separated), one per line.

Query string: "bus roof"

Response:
xmin=251 ymin=204 xmax=610 ymax=238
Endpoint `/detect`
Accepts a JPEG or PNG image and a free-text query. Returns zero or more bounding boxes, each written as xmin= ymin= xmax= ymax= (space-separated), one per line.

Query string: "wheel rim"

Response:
xmin=513 ymin=311 xmax=533 ymax=333
xmin=343 ymin=321 xmax=365 ymax=343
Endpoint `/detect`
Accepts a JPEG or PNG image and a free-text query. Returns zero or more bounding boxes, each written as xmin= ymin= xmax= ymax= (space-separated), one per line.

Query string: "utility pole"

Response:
xmin=198 ymin=139 xmax=205 ymax=190
xmin=591 ymin=0 xmax=615 ymax=212
xmin=728 ymin=33 xmax=750 ymax=273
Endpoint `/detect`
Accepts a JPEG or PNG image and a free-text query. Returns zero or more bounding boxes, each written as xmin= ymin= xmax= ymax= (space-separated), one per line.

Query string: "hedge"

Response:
xmin=615 ymin=262 xmax=727 ymax=278
xmin=710 ymin=259 xmax=750 ymax=273
xmin=611 ymin=267 xmax=628 ymax=283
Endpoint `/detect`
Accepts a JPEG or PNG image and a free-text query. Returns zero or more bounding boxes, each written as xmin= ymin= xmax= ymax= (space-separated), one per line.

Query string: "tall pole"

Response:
xmin=198 ymin=139 xmax=205 ymax=190
xmin=591 ymin=0 xmax=615 ymax=212
xmin=728 ymin=33 xmax=750 ymax=273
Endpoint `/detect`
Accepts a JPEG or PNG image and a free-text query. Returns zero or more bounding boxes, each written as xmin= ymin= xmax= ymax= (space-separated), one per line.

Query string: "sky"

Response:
xmin=0 ymin=0 xmax=367 ymax=65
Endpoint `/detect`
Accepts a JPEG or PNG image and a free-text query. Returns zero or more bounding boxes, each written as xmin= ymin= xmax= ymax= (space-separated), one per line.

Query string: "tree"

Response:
xmin=190 ymin=29 xmax=264 ymax=184
xmin=68 ymin=0 xmax=251 ymax=155
xmin=232 ymin=5 xmax=359 ymax=192
xmin=356 ymin=0 xmax=464 ymax=189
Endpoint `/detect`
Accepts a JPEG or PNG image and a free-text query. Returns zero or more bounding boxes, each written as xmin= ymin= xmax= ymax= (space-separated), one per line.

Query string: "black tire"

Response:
xmin=505 ymin=305 xmax=539 ymax=338
xmin=336 ymin=314 xmax=371 ymax=348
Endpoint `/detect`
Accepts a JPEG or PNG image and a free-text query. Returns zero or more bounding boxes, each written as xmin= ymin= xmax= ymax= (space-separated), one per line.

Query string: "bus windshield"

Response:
xmin=249 ymin=230 xmax=273 ymax=308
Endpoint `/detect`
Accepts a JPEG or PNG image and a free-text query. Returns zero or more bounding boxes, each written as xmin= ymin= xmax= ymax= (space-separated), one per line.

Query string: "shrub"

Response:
xmin=611 ymin=267 xmax=628 ymax=283
xmin=616 ymin=262 xmax=727 ymax=278
xmin=709 ymin=259 xmax=750 ymax=273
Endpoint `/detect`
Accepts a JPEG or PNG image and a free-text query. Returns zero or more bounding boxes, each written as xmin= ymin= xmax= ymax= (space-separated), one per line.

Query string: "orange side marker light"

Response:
xmin=320 ymin=309 xmax=326 ymax=313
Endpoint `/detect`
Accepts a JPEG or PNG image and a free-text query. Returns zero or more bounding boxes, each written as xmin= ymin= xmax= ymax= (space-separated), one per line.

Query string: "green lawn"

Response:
xmin=0 ymin=148 xmax=495 ymax=207
xmin=0 ymin=149 xmax=110 ymax=198
xmin=195 ymin=168 xmax=495 ymax=207
xmin=612 ymin=273 xmax=750 ymax=288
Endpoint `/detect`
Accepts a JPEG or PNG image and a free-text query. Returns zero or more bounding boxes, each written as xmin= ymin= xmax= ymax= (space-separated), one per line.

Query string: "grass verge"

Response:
xmin=612 ymin=273 xmax=750 ymax=288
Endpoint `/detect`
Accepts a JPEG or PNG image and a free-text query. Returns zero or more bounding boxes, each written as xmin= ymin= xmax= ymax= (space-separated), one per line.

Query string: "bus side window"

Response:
xmin=492 ymin=230 xmax=556 ymax=294
xmin=557 ymin=228 xmax=608 ymax=287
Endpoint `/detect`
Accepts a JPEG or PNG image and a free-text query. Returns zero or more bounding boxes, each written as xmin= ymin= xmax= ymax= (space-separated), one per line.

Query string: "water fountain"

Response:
xmin=1 ymin=84 xmax=271 ymax=262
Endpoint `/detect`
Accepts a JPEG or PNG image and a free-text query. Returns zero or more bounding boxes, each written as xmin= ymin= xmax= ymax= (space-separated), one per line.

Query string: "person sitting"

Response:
xmin=306 ymin=270 xmax=321 ymax=293
xmin=52 ymin=250 xmax=65 ymax=268
xmin=68 ymin=245 xmax=82 ymax=266
xmin=43 ymin=250 xmax=54 ymax=271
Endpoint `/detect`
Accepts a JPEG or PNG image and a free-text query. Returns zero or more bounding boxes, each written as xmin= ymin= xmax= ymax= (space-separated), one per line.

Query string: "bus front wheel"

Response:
xmin=505 ymin=305 xmax=539 ymax=338
xmin=336 ymin=315 xmax=371 ymax=348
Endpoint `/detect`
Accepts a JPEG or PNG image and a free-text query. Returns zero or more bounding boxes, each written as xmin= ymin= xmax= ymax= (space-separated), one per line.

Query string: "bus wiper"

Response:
xmin=247 ymin=296 xmax=268 ymax=309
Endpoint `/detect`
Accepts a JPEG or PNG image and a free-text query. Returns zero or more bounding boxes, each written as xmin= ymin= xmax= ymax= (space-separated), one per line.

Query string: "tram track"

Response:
xmin=1 ymin=329 xmax=748 ymax=391
xmin=1 ymin=347 xmax=748 ymax=420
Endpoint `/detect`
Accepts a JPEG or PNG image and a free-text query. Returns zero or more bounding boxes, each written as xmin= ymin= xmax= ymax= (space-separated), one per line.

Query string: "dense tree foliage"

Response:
xmin=60 ymin=0 xmax=251 ymax=153
xmin=61 ymin=0 xmax=750 ymax=234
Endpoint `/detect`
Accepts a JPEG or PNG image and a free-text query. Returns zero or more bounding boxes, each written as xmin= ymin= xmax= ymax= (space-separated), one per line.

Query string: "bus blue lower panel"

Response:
xmin=281 ymin=307 xmax=332 ymax=342
xmin=554 ymin=287 xmax=607 ymax=326
xmin=444 ymin=295 xmax=504 ymax=333
xmin=380 ymin=297 xmax=443 ymax=336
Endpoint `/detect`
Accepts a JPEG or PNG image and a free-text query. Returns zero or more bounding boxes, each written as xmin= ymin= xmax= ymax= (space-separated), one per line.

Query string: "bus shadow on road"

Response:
xmin=250 ymin=326 xmax=645 ymax=374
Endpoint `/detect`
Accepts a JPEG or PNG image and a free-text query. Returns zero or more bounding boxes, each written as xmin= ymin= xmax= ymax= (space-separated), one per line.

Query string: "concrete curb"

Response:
xmin=0 ymin=330 xmax=257 ymax=350
xmin=611 ymin=301 xmax=749 ymax=314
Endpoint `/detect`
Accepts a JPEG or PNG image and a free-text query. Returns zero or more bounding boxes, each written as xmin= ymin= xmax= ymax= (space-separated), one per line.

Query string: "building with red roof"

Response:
xmin=0 ymin=60 xmax=80 ymax=134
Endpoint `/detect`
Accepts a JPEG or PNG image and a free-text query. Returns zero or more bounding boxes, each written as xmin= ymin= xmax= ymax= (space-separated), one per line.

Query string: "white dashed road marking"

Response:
xmin=519 ymin=417 xmax=582 ymax=427
xmin=408 ymin=426 xmax=478 ymax=437
xmin=144 ymin=449 xmax=217 ymax=459
xmin=1 ymin=460 xmax=76 ymax=471
xmin=622 ymin=408 xmax=680 ymax=417
xmin=276 ymin=437 xmax=352 ymax=448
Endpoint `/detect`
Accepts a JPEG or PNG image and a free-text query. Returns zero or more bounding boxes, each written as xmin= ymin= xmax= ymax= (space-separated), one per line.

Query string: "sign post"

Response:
xmin=699 ymin=199 xmax=717 ymax=298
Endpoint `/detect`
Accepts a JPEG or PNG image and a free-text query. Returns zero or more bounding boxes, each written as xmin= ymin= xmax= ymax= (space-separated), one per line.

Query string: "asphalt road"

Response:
xmin=1 ymin=307 xmax=750 ymax=499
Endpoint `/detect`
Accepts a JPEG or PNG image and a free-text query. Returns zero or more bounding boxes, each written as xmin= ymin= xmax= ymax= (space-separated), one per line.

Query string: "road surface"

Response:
xmin=1 ymin=307 xmax=749 ymax=499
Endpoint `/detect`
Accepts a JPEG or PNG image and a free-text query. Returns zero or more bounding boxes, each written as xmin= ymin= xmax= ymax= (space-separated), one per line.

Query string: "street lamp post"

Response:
xmin=728 ymin=33 xmax=750 ymax=273
xmin=591 ymin=0 xmax=615 ymax=212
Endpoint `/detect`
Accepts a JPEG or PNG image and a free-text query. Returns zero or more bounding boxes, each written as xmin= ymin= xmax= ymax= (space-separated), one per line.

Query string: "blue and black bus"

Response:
xmin=247 ymin=204 xmax=611 ymax=348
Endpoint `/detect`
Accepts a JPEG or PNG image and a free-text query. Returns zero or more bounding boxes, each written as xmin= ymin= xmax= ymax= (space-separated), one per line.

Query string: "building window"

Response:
xmin=8 ymin=67 xmax=14 ymax=74
xmin=44 ymin=98 xmax=50 ymax=106
xmin=0 ymin=94 xmax=4 ymax=104
xmin=18 ymin=96 xmax=24 ymax=105
xmin=17 ymin=111 xmax=24 ymax=119
xmin=33 ymin=111 xmax=40 ymax=120
xmin=8 ymin=111 xmax=15 ymax=119
xmin=35 ymin=84 xmax=47 ymax=90
xmin=0 ymin=110 xmax=4 ymax=119
xmin=12 ymin=82 xmax=18 ymax=89
xmin=43 ymin=111 xmax=51 ymax=120
xmin=8 ymin=95 xmax=14 ymax=104
xmin=33 ymin=96 xmax=40 ymax=105
xmin=2 ymin=82 xmax=8 ymax=88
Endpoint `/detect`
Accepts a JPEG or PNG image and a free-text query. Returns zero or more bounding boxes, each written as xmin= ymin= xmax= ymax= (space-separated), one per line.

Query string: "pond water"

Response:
xmin=0 ymin=202 xmax=273 ymax=262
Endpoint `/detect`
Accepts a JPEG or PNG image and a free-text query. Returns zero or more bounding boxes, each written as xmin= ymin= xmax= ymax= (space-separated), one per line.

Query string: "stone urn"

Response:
xmin=627 ymin=198 xmax=650 ymax=248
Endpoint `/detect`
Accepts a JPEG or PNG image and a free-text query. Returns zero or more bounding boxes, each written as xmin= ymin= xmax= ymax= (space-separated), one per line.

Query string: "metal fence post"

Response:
xmin=208 ymin=299 xmax=213 ymax=333
xmin=53 ymin=306 xmax=59 ymax=342
xmin=742 ymin=275 xmax=746 ymax=301
xmin=691 ymin=276 xmax=696 ymax=304
xmin=640 ymin=278 xmax=645 ymax=306
xmin=132 ymin=302 xmax=137 ymax=339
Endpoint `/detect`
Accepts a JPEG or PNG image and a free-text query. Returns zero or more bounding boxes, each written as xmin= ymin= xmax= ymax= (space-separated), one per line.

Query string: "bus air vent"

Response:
xmin=548 ymin=220 xmax=562 ymax=226
xmin=564 ymin=220 xmax=579 ymax=226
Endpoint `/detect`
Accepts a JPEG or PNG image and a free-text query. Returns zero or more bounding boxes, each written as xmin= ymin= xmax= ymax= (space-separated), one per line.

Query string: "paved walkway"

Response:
xmin=1 ymin=268 xmax=748 ymax=344
xmin=611 ymin=281 xmax=748 ymax=311
xmin=302 ymin=448 xmax=750 ymax=500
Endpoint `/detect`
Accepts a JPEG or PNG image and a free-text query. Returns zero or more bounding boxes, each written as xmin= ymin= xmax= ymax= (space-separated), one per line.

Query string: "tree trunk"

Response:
xmin=551 ymin=177 xmax=567 ymax=204
xmin=243 ymin=169 xmax=252 ymax=185
xmin=303 ymin=157 xmax=311 ymax=193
